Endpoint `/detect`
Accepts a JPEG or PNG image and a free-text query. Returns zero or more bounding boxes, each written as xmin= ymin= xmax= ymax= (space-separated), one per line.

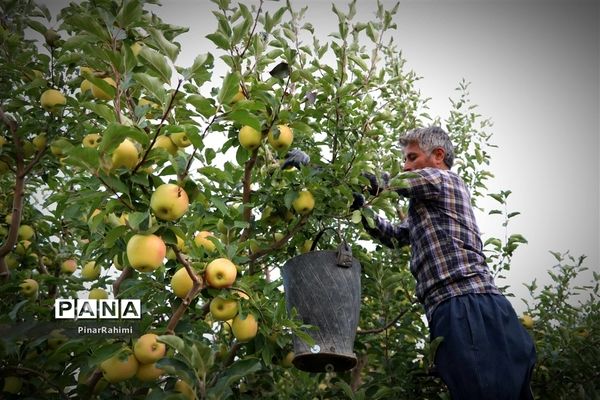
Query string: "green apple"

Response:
xmin=133 ymin=333 xmax=166 ymax=364
xmin=170 ymin=131 xmax=192 ymax=148
xmin=152 ymin=135 xmax=178 ymax=155
xmin=99 ymin=348 xmax=139 ymax=383
xmin=2 ymin=376 xmax=22 ymax=394
xmin=80 ymin=79 xmax=92 ymax=94
xmin=61 ymin=259 xmax=77 ymax=274
xmin=205 ymin=258 xmax=237 ymax=288
xmin=18 ymin=225 xmax=35 ymax=240
xmin=299 ymin=239 xmax=313 ymax=253
xmin=111 ymin=139 xmax=139 ymax=170
xmin=20 ymin=278 xmax=38 ymax=296
xmin=91 ymin=77 xmax=116 ymax=100
xmin=238 ymin=125 xmax=262 ymax=150
xmin=82 ymin=133 xmax=101 ymax=148
xmin=150 ymin=183 xmax=189 ymax=221
xmin=126 ymin=234 xmax=166 ymax=272
xmin=130 ymin=41 xmax=144 ymax=57
xmin=281 ymin=351 xmax=295 ymax=368
xmin=267 ymin=125 xmax=293 ymax=151
xmin=292 ymin=190 xmax=315 ymax=215
xmin=230 ymin=85 xmax=246 ymax=103
xmin=88 ymin=288 xmax=108 ymax=300
xmin=170 ymin=267 xmax=197 ymax=298
xmin=232 ymin=313 xmax=258 ymax=342
xmin=210 ymin=297 xmax=239 ymax=321
xmin=32 ymin=134 xmax=47 ymax=151
xmin=81 ymin=261 xmax=101 ymax=280
xmin=40 ymin=89 xmax=66 ymax=111
xmin=47 ymin=329 xmax=68 ymax=349
xmin=15 ymin=240 xmax=31 ymax=255
xmin=6 ymin=253 xmax=19 ymax=269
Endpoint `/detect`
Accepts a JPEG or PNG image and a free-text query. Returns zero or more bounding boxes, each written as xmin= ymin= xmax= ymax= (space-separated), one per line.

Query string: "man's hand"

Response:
xmin=350 ymin=192 xmax=365 ymax=211
xmin=362 ymin=171 xmax=390 ymax=196
xmin=281 ymin=148 xmax=310 ymax=170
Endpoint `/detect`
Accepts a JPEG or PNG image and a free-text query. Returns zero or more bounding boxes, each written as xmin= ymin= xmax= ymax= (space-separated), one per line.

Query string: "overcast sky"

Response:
xmin=41 ymin=0 xmax=599 ymax=312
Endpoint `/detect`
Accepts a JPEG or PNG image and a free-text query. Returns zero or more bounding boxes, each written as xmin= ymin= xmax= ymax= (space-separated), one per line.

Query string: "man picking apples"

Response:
xmin=353 ymin=126 xmax=536 ymax=400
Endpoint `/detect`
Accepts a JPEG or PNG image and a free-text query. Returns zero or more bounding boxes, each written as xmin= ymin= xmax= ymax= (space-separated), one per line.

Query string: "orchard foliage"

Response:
xmin=0 ymin=0 xmax=597 ymax=399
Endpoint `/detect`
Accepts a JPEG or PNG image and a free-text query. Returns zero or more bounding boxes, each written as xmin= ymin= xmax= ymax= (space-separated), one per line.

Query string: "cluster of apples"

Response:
xmin=97 ymin=333 xmax=194 ymax=398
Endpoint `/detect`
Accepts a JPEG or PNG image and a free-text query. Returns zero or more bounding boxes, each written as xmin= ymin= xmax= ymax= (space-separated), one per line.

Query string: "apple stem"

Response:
xmin=84 ymin=368 xmax=103 ymax=396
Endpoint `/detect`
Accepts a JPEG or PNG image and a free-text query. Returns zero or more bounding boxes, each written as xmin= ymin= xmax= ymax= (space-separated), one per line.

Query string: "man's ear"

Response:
xmin=432 ymin=147 xmax=446 ymax=164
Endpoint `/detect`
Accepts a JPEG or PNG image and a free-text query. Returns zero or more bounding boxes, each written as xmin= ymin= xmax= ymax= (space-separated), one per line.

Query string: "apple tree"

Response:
xmin=1 ymin=0 xmax=596 ymax=399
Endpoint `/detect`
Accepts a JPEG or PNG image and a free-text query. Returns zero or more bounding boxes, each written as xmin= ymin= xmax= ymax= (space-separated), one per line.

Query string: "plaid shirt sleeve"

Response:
xmin=394 ymin=168 xmax=443 ymax=200
xmin=362 ymin=214 xmax=409 ymax=249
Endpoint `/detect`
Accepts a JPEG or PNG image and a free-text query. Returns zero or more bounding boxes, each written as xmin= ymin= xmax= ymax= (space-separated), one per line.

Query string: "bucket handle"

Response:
xmin=310 ymin=227 xmax=354 ymax=268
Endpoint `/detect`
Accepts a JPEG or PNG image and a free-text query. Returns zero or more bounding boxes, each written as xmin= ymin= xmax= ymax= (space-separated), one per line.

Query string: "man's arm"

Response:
xmin=394 ymin=168 xmax=443 ymax=200
xmin=362 ymin=213 xmax=409 ymax=249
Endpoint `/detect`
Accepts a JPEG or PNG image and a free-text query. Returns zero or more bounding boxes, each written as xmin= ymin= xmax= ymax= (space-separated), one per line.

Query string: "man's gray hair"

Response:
xmin=399 ymin=126 xmax=455 ymax=168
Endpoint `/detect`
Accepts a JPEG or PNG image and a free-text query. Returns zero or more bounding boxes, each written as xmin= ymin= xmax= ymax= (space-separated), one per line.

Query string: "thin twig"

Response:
xmin=112 ymin=266 xmax=133 ymax=297
xmin=166 ymin=248 xmax=204 ymax=334
xmin=356 ymin=304 xmax=416 ymax=335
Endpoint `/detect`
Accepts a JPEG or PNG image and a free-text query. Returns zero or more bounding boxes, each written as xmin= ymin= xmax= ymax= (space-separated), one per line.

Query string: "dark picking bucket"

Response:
xmin=282 ymin=232 xmax=361 ymax=373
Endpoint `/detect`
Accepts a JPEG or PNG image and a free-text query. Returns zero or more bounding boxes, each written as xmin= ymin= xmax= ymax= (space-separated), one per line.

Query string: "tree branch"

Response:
xmin=112 ymin=266 xmax=133 ymax=297
xmin=166 ymin=248 xmax=204 ymax=334
xmin=356 ymin=304 xmax=415 ymax=335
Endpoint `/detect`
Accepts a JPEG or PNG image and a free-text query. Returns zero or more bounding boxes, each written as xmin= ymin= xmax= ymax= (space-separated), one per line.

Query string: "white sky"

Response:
xmin=40 ymin=0 xmax=599 ymax=313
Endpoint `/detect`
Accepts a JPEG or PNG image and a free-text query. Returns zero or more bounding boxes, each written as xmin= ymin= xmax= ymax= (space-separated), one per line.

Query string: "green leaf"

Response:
xmin=98 ymin=122 xmax=149 ymax=153
xmin=206 ymin=32 xmax=230 ymax=50
xmin=210 ymin=358 xmax=262 ymax=398
xmin=183 ymin=53 xmax=213 ymax=81
xmin=148 ymin=27 xmax=180 ymax=62
xmin=116 ymin=0 xmax=143 ymax=29
xmin=64 ymin=147 xmax=100 ymax=169
xmin=82 ymin=102 xmax=116 ymax=123
xmin=157 ymin=335 xmax=186 ymax=354
xmin=139 ymin=46 xmax=172 ymax=83
xmin=133 ymin=72 xmax=167 ymax=104
xmin=218 ymin=72 xmax=240 ymax=104
xmin=228 ymin=109 xmax=261 ymax=131
xmin=104 ymin=225 xmax=129 ymax=248
xmin=187 ymin=95 xmax=216 ymax=118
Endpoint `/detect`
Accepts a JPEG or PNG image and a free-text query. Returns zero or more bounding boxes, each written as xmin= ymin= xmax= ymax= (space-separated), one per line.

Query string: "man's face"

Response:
xmin=402 ymin=142 xmax=443 ymax=171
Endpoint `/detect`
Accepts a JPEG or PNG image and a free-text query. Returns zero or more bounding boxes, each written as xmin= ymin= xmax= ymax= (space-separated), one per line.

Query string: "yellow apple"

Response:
xmin=238 ymin=125 xmax=262 ymax=150
xmin=299 ymin=239 xmax=313 ymax=253
xmin=18 ymin=225 xmax=35 ymax=240
xmin=210 ymin=297 xmax=239 ymax=321
xmin=89 ymin=288 xmax=108 ymax=300
xmin=61 ymin=259 xmax=77 ymax=274
xmin=40 ymin=89 xmax=66 ymax=111
xmin=521 ymin=314 xmax=534 ymax=329
xmin=231 ymin=86 xmax=246 ymax=103
xmin=32 ymin=134 xmax=47 ymax=151
xmin=205 ymin=258 xmax=237 ymax=288
xmin=22 ymin=140 xmax=35 ymax=158
xmin=150 ymin=183 xmax=189 ymax=221
xmin=267 ymin=125 xmax=293 ymax=151
xmin=170 ymin=267 xmax=199 ymax=298
xmin=174 ymin=379 xmax=196 ymax=400
xmin=81 ymin=261 xmax=101 ymax=280
xmin=111 ymin=139 xmax=139 ymax=170
xmin=0 ymin=136 xmax=6 ymax=147
xmin=100 ymin=348 xmax=139 ymax=383
xmin=130 ymin=41 xmax=144 ymax=57
xmin=82 ymin=133 xmax=101 ymax=148
xmin=0 ymin=160 xmax=9 ymax=174
xmin=136 ymin=362 xmax=163 ymax=381
xmin=20 ymin=278 xmax=38 ymax=296
xmin=80 ymin=79 xmax=92 ymax=94
xmin=281 ymin=351 xmax=295 ymax=368
xmin=2 ymin=376 xmax=22 ymax=394
xmin=292 ymin=190 xmax=315 ymax=215
xmin=15 ymin=240 xmax=31 ymax=255
xmin=91 ymin=77 xmax=116 ymax=100
xmin=133 ymin=333 xmax=166 ymax=364
xmin=79 ymin=66 xmax=94 ymax=75
xmin=170 ymin=131 xmax=192 ymax=148
xmin=194 ymin=231 xmax=217 ymax=253
xmin=127 ymin=234 xmax=166 ymax=272
xmin=232 ymin=313 xmax=258 ymax=342
xmin=152 ymin=135 xmax=178 ymax=155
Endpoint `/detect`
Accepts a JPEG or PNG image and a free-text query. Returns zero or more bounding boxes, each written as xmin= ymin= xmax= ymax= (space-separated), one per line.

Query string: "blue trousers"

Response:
xmin=430 ymin=293 xmax=536 ymax=400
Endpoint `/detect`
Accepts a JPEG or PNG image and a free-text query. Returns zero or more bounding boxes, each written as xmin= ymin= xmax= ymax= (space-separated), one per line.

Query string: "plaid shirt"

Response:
xmin=364 ymin=167 xmax=500 ymax=320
